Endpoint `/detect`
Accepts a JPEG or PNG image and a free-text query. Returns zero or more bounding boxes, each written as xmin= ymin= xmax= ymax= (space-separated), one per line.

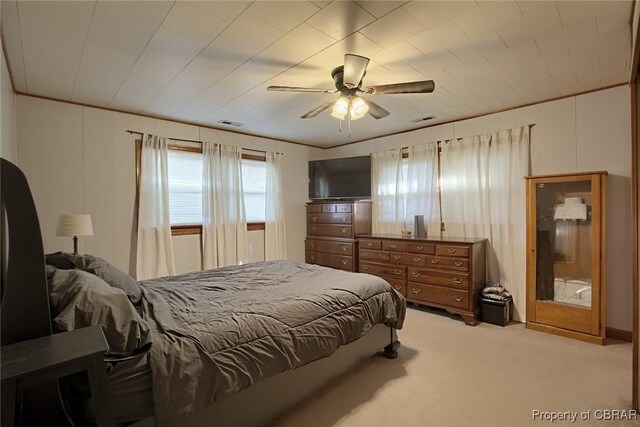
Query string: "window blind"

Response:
xmin=167 ymin=150 xmax=203 ymax=225
xmin=242 ymin=159 xmax=266 ymax=222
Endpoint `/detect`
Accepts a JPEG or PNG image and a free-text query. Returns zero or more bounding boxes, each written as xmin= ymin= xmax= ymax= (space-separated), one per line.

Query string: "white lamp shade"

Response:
xmin=330 ymin=96 xmax=349 ymax=120
xmin=349 ymin=96 xmax=369 ymax=120
xmin=56 ymin=214 xmax=94 ymax=237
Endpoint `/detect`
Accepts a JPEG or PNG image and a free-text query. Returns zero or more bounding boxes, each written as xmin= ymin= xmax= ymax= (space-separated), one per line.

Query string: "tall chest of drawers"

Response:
xmin=305 ymin=201 xmax=372 ymax=272
xmin=359 ymin=234 xmax=486 ymax=325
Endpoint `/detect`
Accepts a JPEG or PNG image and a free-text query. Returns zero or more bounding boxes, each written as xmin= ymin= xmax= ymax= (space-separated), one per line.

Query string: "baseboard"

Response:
xmin=606 ymin=327 xmax=632 ymax=342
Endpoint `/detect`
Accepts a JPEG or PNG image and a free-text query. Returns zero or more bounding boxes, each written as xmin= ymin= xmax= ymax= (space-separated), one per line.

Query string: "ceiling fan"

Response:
xmin=267 ymin=54 xmax=435 ymax=124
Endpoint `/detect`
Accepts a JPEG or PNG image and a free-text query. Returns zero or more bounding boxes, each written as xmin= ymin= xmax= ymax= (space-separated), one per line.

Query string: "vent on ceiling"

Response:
xmin=218 ymin=119 xmax=245 ymax=127
xmin=410 ymin=115 xmax=436 ymax=123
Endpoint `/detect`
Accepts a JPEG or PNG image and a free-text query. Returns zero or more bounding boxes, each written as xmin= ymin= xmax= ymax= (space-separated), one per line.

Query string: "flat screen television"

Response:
xmin=309 ymin=156 xmax=371 ymax=200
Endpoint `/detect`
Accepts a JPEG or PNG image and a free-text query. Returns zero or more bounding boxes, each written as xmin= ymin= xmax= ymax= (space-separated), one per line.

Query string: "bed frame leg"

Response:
xmin=383 ymin=327 xmax=400 ymax=359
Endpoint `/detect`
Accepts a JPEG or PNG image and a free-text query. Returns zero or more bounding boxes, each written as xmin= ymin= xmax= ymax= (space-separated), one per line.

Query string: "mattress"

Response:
xmin=137 ymin=260 xmax=406 ymax=426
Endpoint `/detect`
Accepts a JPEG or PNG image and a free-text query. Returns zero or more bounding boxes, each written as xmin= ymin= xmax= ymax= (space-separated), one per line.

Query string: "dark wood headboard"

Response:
xmin=1 ymin=158 xmax=72 ymax=425
xmin=1 ymin=158 xmax=53 ymax=345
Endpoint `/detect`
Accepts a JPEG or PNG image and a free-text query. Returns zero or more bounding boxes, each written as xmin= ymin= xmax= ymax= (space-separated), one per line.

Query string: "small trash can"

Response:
xmin=480 ymin=296 xmax=512 ymax=326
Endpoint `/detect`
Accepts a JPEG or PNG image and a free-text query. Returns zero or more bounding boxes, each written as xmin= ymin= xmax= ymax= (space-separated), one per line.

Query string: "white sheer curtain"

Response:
xmin=440 ymin=126 xmax=530 ymax=321
xmin=265 ymin=152 xmax=287 ymax=260
xmin=405 ymin=142 xmax=440 ymax=236
xmin=371 ymin=149 xmax=403 ymax=234
xmin=136 ymin=135 xmax=175 ymax=280
xmin=202 ymin=142 xmax=248 ymax=269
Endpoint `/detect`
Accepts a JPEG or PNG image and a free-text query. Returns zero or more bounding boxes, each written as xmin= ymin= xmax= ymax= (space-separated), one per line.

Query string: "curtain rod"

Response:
xmin=126 ymin=130 xmax=281 ymax=155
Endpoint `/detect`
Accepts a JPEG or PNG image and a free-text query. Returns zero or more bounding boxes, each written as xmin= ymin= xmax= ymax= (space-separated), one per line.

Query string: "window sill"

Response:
xmin=171 ymin=223 xmax=265 ymax=236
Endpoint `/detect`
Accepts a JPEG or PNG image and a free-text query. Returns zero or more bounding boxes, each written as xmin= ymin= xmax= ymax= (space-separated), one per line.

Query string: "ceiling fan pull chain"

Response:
xmin=348 ymin=113 xmax=352 ymax=138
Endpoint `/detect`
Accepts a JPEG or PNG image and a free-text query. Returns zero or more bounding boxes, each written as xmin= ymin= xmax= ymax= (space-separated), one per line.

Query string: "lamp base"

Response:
xmin=73 ymin=236 xmax=78 ymax=255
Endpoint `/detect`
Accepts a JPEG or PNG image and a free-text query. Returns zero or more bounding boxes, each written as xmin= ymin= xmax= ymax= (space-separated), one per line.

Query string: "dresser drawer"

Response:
xmin=306 ymin=252 xmax=353 ymax=270
xmin=360 ymin=249 xmax=390 ymax=262
xmin=307 ymin=204 xmax=322 ymax=213
xmin=408 ymin=269 xmax=469 ymax=290
xmin=382 ymin=241 xmax=407 ymax=252
xmin=359 ymin=262 xmax=406 ymax=279
xmin=306 ymin=239 xmax=353 ymax=255
xmin=308 ymin=213 xmax=352 ymax=224
xmin=321 ymin=204 xmax=336 ymax=213
xmin=308 ymin=224 xmax=352 ymax=238
xmin=360 ymin=239 xmax=382 ymax=250
xmin=388 ymin=253 xmax=426 ymax=267
xmin=435 ymin=245 xmax=469 ymax=258
xmin=384 ymin=278 xmax=406 ymax=296
xmin=407 ymin=243 xmax=435 ymax=254
xmin=407 ymin=283 xmax=469 ymax=309
xmin=336 ymin=204 xmax=352 ymax=213
xmin=426 ymin=255 xmax=469 ymax=272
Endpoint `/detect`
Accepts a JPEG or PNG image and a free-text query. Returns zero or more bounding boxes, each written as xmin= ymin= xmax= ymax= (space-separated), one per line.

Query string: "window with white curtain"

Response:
xmin=166 ymin=149 xmax=266 ymax=226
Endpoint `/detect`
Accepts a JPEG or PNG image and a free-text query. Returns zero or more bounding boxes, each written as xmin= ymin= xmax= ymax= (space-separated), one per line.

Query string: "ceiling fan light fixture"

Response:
xmin=349 ymin=96 xmax=369 ymax=120
xmin=331 ymin=96 xmax=349 ymax=120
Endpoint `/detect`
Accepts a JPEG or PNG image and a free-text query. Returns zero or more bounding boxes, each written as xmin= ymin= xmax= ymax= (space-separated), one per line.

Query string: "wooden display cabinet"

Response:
xmin=525 ymin=171 xmax=607 ymax=344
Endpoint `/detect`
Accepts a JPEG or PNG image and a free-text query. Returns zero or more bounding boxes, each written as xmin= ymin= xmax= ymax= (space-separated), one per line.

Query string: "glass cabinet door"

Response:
xmin=535 ymin=179 xmax=593 ymax=309
xmin=526 ymin=172 xmax=605 ymax=343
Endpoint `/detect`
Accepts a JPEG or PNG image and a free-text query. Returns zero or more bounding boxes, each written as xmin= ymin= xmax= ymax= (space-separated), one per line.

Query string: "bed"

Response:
xmin=1 ymin=158 xmax=406 ymax=426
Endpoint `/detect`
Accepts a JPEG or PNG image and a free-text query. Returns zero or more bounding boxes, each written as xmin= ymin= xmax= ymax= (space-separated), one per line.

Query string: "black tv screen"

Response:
xmin=309 ymin=156 xmax=371 ymax=199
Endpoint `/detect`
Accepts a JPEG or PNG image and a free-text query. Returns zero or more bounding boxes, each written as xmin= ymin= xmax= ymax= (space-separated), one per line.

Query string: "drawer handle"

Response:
xmin=310 ymin=242 xmax=316 ymax=248
xmin=394 ymin=270 xmax=402 ymax=276
xmin=343 ymin=218 xmax=349 ymax=223
xmin=310 ymin=255 xmax=316 ymax=260
xmin=394 ymin=286 xmax=402 ymax=291
xmin=453 ymin=296 xmax=463 ymax=302
xmin=416 ymin=245 xmax=424 ymax=250
xmin=341 ymin=246 xmax=348 ymax=252
xmin=379 ymin=253 xmax=386 ymax=258
xmin=367 ymin=242 xmax=373 ymax=247
xmin=312 ymin=226 xmax=317 ymax=232
xmin=341 ymin=260 xmax=348 ymax=265
xmin=393 ymin=255 xmax=401 ymax=260
xmin=431 ymin=259 xmax=439 ymax=264
xmin=412 ymin=272 xmax=421 ymax=278
xmin=454 ymin=261 xmax=463 ymax=267
xmin=411 ymin=288 xmax=421 ymax=295
xmin=390 ymin=244 xmax=398 ymax=248
xmin=413 ymin=257 xmax=421 ymax=262
xmin=312 ymin=216 xmax=317 ymax=221
xmin=363 ymin=265 xmax=370 ymax=270
xmin=341 ymin=228 xmax=348 ymax=234
xmin=453 ymin=278 xmax=463 ymax=284
xmin=448 ymin=248 xmax=457 ymax=254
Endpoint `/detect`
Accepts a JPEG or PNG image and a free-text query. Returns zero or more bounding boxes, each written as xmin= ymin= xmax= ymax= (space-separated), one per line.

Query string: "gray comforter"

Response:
xmin=139 ymin=260 xmax=406 ymax=425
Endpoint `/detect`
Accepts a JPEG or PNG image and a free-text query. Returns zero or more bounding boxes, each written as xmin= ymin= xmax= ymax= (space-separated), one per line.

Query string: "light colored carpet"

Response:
xmin=274 ymin=305 xmax=633 ymax=427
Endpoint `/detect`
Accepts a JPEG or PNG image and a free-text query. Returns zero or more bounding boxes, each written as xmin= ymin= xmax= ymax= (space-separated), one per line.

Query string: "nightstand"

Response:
xmin=1 ymin=325 xmax=115 ymax=427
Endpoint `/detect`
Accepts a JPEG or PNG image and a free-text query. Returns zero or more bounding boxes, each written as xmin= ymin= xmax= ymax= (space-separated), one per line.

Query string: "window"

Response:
xmin=163 ymin=147 xmax=266 ymax=230
xmin=241 ymin=159 xmax=266 ymax=222
xmin=167 ymin=149 xmax=203 ymax=225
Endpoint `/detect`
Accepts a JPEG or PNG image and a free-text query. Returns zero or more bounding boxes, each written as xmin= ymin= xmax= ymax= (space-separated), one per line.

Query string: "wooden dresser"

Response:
xmin=358 ymin=234 xmax=486 ymax=325
xmin=305 ymin=201 xmax=372 ymax=272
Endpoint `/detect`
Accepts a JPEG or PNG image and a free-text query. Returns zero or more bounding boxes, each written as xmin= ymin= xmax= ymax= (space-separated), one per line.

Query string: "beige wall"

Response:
xmin=318 ymin=85 xmax=633 ymax=331
xmin=1 ymin=46 xmax=17 ymax=163
xmin=15 ymin=95 xmax=321 ymax=276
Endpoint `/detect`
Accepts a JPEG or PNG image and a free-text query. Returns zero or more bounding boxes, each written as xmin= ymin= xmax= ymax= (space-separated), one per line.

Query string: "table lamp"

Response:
xmin=56 ymin=214 xmax=93 ymax=254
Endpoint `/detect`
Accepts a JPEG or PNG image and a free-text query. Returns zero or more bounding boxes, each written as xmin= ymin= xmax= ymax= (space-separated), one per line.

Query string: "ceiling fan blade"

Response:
xmin=363 ymin=80 xmax=435 ymax=95
xmin=301 ymin=99 xmax=336 ymax=119
xmin=268 ymin=85 xmax=335 ymax=93
xmin=343 ymin=54 xmax=370 ymax=89
xmin=366 ymin=99 xmax=390 ymax=120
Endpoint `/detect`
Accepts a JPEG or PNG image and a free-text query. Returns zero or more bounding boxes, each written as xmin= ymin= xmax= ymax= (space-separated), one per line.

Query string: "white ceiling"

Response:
xmin=1 ymin=0 xmax=633 ymax=147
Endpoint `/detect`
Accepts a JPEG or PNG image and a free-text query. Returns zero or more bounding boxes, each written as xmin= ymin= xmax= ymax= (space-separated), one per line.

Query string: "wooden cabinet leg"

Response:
xmin=459 ymin=313 xmax=479 ymax=326
xmin=86 ymin=356 xmax=116 ymax=427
